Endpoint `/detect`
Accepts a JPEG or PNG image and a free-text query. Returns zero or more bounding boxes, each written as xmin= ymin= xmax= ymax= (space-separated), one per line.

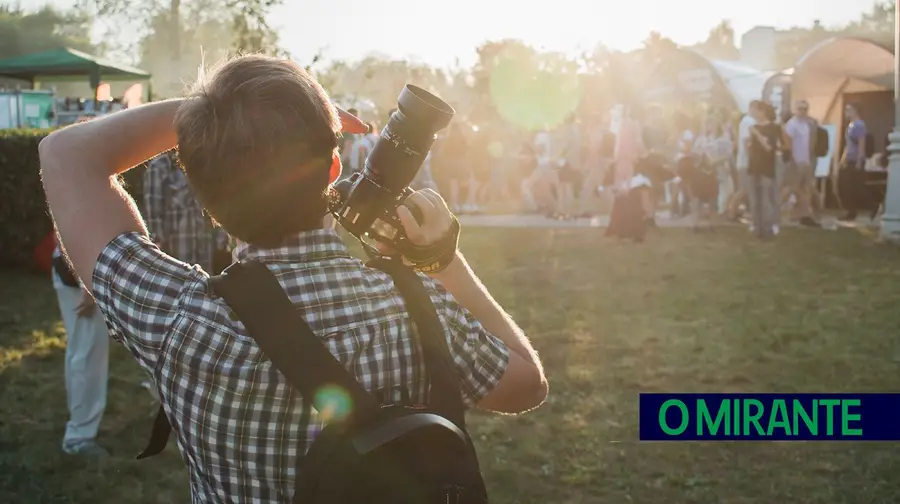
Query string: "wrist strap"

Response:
xmin=404 ymin=217 xmax=460 ymax=274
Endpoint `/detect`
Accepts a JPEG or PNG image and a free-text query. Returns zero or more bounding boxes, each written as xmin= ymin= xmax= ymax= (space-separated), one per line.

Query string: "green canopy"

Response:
xmin=0 ymin=48 xmax=150 ymax=89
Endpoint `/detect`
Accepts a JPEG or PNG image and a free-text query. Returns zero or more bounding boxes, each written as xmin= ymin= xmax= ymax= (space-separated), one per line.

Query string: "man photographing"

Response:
xmin=40 ymin=55 xmax=547 ymax=502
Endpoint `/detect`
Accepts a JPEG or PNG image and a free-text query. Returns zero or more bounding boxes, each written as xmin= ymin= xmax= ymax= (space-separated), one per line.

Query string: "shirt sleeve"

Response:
xmin=784 ymin=119 xmax=797 ymax=138
xmin=423 ymin=277 xmax=510 ymax=407
xmin=92 ymin=231 xmax=205 ymax=372
xmin=143 ymin=156 xmax=168 ymax=243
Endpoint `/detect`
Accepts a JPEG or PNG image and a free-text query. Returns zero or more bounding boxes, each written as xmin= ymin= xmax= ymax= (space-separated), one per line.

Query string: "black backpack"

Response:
xmin=137 ymin=259 xmax=488 ymax=504
xmin=815 ymin=126 xmax=829 ymax=158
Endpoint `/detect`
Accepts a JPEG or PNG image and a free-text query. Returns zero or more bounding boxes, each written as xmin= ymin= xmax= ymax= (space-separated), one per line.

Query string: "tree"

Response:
xmin=844 ymin=0 xmax=895 ymax=46
xmin=772 ymin=21 xmax=833 ymax=70
xmin=0 ymin=6 xmax=95 ymax=60
xmin=641 ymin=31 xmax=678 ymax=66
xmin=694 ymin=20 xmax=739 ymax=60
xmin=136 ymin=10 xmax=234 ymax=96
xmin=314 ymin=55 xmax=452 ymax=122
xmin=81 ymin=0 xmax=284 ymax=96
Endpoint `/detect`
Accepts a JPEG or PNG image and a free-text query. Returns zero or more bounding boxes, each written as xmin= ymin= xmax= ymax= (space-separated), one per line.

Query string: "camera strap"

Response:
xmin=405 ymin=217 xmax=461 ymax=274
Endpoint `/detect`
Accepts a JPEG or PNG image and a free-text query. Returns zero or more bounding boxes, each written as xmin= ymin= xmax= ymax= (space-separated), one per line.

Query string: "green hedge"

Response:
xmin=0 ymin=129 xmax=146 ymax=270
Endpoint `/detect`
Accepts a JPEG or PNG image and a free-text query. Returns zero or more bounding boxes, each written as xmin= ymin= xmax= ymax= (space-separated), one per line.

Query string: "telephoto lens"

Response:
xmin=364 ymin=85 xmax=455 ymax=191
xmin=330 ymin=85 xmax=454 ymax=253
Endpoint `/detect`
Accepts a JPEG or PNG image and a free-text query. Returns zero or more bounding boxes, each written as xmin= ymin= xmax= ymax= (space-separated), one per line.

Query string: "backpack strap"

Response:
xmin=210 ymin=261 xmax=383 ymax=422
xmin=135 ymin=260 xmax=382 ymax=460
xmin=135 ymin=258 xmax=468 ymax=460
xmin=367 ymin=257 xmax=466 ymax=428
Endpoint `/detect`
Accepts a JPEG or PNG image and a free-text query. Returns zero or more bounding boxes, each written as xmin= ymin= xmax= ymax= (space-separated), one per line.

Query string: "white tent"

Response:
xmin=791 ymin=37 xmax=894 ymax=125
xmin=644 ymin=49 xmax=776 ymax=113
xmin=708 ymin=59 xmax=776 ymax=113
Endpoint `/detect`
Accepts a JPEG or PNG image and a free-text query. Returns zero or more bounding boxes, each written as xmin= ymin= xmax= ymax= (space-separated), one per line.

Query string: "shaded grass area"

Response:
xmin=2 ymin=227 xmax=899 ymax=503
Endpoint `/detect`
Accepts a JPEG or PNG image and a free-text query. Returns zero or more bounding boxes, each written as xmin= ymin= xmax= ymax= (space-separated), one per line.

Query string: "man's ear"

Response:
xmin=329 ymin=152 xmax=342 ymax=184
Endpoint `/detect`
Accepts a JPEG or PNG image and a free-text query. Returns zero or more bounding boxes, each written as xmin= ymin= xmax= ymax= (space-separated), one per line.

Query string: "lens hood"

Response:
xmin=397 ymin=85 xmax=455 ymax=133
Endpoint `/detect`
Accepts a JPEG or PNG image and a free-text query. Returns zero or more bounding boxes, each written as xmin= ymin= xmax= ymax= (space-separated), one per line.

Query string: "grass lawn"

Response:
xmin=2 ymin=227 xmax=900 ymax=503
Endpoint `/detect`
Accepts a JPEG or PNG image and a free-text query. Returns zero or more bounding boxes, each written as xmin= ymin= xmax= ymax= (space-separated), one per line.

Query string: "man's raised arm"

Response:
xmin=39 ymin=99 xmax=184 ymax=291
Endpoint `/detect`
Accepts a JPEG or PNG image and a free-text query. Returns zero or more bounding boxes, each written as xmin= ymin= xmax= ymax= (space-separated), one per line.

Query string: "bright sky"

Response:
xmin=22 ymin=0 xmax=883 ymax=68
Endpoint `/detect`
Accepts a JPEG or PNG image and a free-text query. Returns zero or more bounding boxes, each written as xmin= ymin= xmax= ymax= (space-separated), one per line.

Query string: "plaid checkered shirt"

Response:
xmin=142 ymin=152 xmax=217 ymax=272
xmin=91 ymin=229 xmax=509 ymax=503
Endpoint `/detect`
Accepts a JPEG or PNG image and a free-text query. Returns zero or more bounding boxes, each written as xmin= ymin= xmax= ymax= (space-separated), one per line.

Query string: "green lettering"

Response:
xmin=743 ymin=399 xmax=765 ymax=435
xmin=766 ymin=400 xmax=792 ymax=435
xmin=732 ymin=398 xmax=740 ymax=436
xmin=841 ymin=399 xmax=862 ymax=436
xmin=819 ymin=399 xmax=840 ymax=435
xmin=659 ymin=400 xmax=689 ymax=435
xmin=698 ymin=399 xmax=729 ymax=436
xmin=793 ymin=399 xmax=817 ymax=435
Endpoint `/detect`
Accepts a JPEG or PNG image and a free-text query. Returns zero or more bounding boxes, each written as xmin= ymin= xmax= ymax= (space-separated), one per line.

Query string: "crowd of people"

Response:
xmin=333 ymin=95 xmax=883 ymax=244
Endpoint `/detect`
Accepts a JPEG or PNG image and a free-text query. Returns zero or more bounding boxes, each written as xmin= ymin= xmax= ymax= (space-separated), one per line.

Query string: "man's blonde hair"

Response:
xmin=174 ymin=54 xmax=341 ymax=246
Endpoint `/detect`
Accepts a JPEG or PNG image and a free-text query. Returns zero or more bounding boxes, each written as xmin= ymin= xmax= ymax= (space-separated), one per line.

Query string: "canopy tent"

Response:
xmin=791 ymin=37 xmax=894 ymax=126
xmin=644 ymin=49 xmax=774 ymax=113
xmin=0 ymin=48 xmax=150 ymax=94
xmin=707 ymin=59 xmax=775 ymax=113
xmin=762 ymin=68 xmax=793 ymax=121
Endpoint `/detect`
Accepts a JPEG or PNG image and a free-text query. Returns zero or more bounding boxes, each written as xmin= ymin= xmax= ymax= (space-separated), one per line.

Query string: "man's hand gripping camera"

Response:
xmin=376 ymin=189 xmax=460 ymax=274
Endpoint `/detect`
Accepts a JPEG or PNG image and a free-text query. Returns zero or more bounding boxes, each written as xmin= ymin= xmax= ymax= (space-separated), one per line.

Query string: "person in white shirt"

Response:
xmin=521 ymin=127 xmax=560 ymax=216
xmin=51 ymin=244 xmax=110 ymax=456
xmin=726 ymin=105 xmax=758 ymax=223
xmin=669 ymin=113 xmax=697 ymax=218
xmin=783 ymin=100 xmax=821 ymax=226
xmin=710 ymin=122 xmax=735 ymax=215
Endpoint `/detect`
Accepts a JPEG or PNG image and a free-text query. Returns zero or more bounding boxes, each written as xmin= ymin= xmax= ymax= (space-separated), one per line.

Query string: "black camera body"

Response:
xmin=330 ymin=85 xmax=454 ymax=254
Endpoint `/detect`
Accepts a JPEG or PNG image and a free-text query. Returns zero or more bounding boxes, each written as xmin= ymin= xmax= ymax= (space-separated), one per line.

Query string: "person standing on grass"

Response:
xmin=577 ymin=113 xmax=613 ymax=217
xmin=143 ymin=150 xmax=218 ymax=272
xmin=748 ymin=102 xmax=783 ymax=240
xmin=436 ymin=123 xmax=477 ymax=213
xmin=783 ymin=100 xmax=821 ymax=227
xmin=709 ymin=119 xmax=734 ymax=216
xmin=838 ymin=102 xmax=868 ymax=222
xmin=39 ymin=55 xmax=546 ymax=501
xmin=51 ymin=242 xmax=109 ymax=457
xmin=522 ymin=127 xmax=559 ymax=216
xmin=728 ymin=104 xmax=758 ymax=226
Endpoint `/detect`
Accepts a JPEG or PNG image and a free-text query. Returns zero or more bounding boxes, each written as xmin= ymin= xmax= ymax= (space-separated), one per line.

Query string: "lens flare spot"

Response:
xmin=313 ymin=385 xmax=352 ymax=423
xmin=486 ymin=45 xmax=582 ymax=132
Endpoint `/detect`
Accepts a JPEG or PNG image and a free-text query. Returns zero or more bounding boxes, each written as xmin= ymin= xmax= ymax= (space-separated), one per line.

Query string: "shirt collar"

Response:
xmin=232 ymin=228 xmax=352 ymax=264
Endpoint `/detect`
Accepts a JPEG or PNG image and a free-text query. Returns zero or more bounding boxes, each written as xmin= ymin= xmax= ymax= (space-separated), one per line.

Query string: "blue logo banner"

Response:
xmin=639 ymin=394 xmax=900 ymax=441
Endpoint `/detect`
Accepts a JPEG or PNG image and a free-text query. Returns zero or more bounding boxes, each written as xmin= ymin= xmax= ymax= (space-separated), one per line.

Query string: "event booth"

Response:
xmin=644 ymin=49 xmax=774 ymax=114
xmin=791 ymin=37 xmax=893 ymax=211
xmin=0 ymin=48 xmax=151 ymax=128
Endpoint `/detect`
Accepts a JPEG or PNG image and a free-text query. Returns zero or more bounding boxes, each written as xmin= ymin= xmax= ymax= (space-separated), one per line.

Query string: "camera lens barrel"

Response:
xmin=363 ymin=86 xmax=455 ymax=193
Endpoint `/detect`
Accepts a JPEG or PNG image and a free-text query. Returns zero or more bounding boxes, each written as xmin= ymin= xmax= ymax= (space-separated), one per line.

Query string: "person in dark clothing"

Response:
xmin=748 ymin=102 xmax=782 ymax=239
xmin=603 ymin=170 xmax=652 ymax=243
xmin=838 ymin=102 xmax=868 ymax=222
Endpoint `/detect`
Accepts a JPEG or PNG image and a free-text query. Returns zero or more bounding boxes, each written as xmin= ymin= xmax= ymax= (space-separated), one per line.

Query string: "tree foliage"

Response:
xmin=80 ymin=0 xmax=285 ymax=97
xmin=694 ymin=20 xmax=739 ymax=61
xmin=83 ymin=1 xmax=281 ymax=58
xmin=0 ymin=6 xmax=95 ymax=60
